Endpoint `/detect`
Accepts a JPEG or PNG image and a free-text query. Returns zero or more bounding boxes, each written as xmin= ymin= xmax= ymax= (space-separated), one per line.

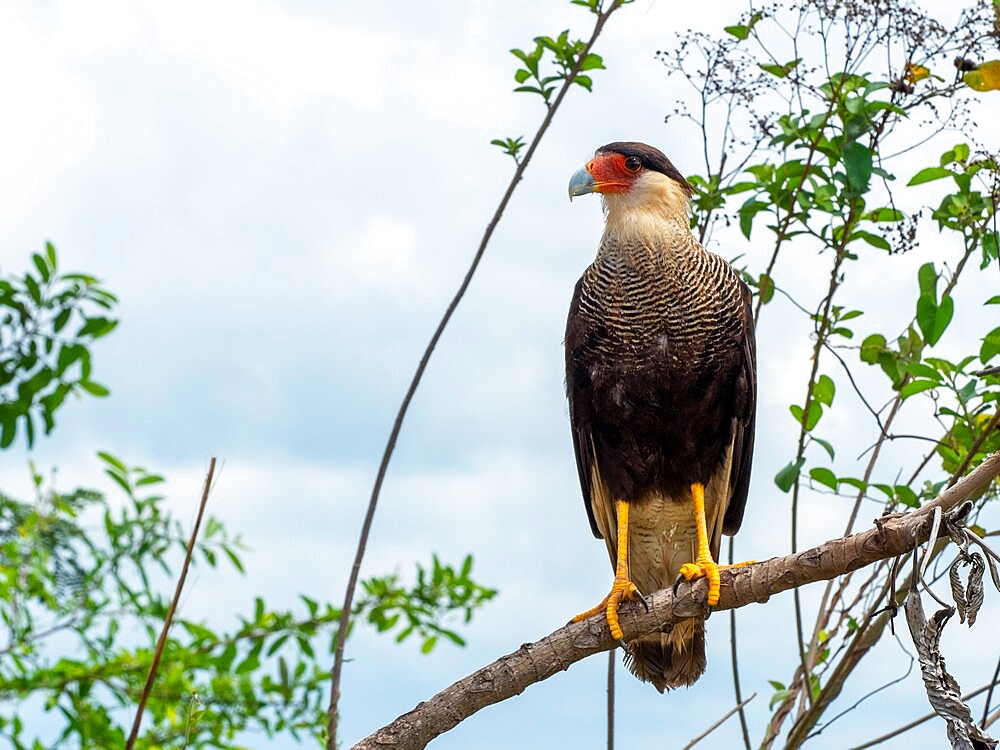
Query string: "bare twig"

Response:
xmin=983 ymin=657 xmax=1000 ymax=727
xmin=125 ymin=457 xmax=218 ymax=749
xmin=728 ymin=537 xmax=753 ymax=750
xmin=683 ymin=693 xmax=758 ymax=750
xmin=324 ymin=5 xmax=632 ymax=747
xmin=789 ymin=218 xmax=857 ymax=708
xmin=350 ymin=453 xmax=1000 ymax=750
xmin=606 ymin=649 xmax=615 ymax=750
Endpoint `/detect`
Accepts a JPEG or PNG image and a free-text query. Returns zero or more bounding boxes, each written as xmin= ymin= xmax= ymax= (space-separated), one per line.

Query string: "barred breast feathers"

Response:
xmin=582 ymin=170 xmax=746 ymax=356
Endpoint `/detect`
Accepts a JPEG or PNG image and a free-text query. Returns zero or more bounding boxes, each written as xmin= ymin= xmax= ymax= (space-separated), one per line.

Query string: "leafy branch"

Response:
xmin=0 ymin=243 xmax=117 ymax=447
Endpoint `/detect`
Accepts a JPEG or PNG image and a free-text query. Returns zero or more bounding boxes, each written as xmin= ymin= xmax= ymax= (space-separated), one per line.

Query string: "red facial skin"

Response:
xmin=585 ymin=153 xmax=642 ymax=193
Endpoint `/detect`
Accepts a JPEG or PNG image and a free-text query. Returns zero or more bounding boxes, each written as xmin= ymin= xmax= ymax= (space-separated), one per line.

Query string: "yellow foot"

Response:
xmin=572 ymin=575 xmax=644 ymax=641
xmin=678 ymin=559 xmax=754 ymax=606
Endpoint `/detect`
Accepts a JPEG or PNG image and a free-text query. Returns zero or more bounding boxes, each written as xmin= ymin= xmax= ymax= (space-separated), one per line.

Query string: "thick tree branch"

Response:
xmin=352 ymin=452 xmax=1000 ymax=750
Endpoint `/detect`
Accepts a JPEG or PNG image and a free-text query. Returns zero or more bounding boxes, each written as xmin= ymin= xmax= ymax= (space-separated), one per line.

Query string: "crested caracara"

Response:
xmin=565 ymin=142 xmax=756 ymax=691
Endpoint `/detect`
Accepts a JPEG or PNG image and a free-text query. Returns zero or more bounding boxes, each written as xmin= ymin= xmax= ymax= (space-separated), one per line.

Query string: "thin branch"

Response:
xmin=125 ymin=457 xmax=218 ymax=749
xmin=606 ymin=649 xmax=615 ymax=750
xmin=728 ymin=536 xmax=753 ymax=750
xmin=849 ymin=663 xmax=1000 ymax=748
xmin=351 ymin=452 xmax=1000 ymax=750
xmin=823 ymin=341 xmax=884 ymax=432
xmin=683 ymin=693 xmax=758 ymax=750
xmin=324 ymin=4 xmax=631 ymax=747
xmin=803 ymin=629 xmax=914 ymax=742
xmin=850 ymin=660 xmax=1000 ymax=750
xmin=789 ymin=221 xmax=856 ymax=708
xmin=983 ymin=656 xmax=1000 ymax=727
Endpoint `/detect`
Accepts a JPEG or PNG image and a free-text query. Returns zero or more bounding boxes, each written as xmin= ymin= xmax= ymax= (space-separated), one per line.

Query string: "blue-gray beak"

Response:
xmin=568 ymin=166 xmax=596 ymax=201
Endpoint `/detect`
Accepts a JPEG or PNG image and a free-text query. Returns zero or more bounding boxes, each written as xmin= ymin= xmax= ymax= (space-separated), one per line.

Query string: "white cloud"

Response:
xmin=0 ymin=6 xmax=98 ymax=224
xmin=335 ymin=214 xmax=420 ymax=287
xmin=146 ymin=0 xmax=396 ymax=116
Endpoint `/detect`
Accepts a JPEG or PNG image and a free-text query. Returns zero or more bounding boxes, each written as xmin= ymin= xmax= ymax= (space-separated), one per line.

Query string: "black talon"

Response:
xmin=617 ymin=637 xmax=629 ymax=651
xmin=672 ymin=573 xmax=685 ymax=595
xmin=635 ymin=589 xmax=651 ymax=612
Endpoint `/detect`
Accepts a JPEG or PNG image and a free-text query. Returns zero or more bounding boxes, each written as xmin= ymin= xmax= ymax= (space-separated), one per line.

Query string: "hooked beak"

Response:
xmin=568 ymin=166 xmax=597 ymax=201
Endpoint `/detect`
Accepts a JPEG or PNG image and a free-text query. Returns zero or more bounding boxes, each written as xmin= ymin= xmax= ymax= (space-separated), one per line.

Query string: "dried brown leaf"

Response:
xmin=904 ymin=586 xmax=997 ymax=750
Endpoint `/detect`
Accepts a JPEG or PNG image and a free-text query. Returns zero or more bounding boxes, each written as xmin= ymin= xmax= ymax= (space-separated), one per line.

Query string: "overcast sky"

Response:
xmin=2 ymin=1 xmax=999 ymax=748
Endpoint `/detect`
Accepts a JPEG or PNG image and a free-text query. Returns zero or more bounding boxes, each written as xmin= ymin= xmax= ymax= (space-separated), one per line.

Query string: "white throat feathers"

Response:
xmin=600 ymin=170 xmax=693 ymax=245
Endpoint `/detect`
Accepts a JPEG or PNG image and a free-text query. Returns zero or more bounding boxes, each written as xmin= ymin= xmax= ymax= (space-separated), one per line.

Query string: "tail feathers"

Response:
xmin=624 ymin=618 xmax=706 ymax=692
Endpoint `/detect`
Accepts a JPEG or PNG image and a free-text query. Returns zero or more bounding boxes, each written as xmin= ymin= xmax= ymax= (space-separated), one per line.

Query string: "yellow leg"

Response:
xmin=572 ymin=499 xmax=642 ymax=640
xmin=678 ymin=483 xmax=754 ymax=606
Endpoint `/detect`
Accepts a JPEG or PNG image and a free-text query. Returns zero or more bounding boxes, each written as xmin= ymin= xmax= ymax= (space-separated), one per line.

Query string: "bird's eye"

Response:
xmin=624 ymin=156 xmax=642 ymax=173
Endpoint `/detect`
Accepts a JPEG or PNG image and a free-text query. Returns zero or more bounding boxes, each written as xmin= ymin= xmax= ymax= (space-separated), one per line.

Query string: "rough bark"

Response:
xmin=352 ymin=452 xmax=1000 ymax=750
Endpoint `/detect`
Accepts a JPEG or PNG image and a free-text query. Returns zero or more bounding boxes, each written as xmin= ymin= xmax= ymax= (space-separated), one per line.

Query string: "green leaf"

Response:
xmin=790 ymin=401 xmax=823 ymax=431
xmin=809 ymin=467 xmax=838 ymax=490
xmin=770 ymin=688 xmax=792 ymax=710
xmin=775 ymin=458 xmax=806 ymax=493
xmin=981 ymin=326 xmax=1000 ymax=363
xmin=32 ymin=253 xmax=51 ymax=283
xmin=814 ymin=375 xmax=836 ymax=407
xmin=811 ymin=436 xmax=835 ymax=460
xmin=900 ymin=379 xmax=938 ymax=399
xmin=839 ymin=477 xmax=867 ymax=492
xmin=851 ymin=230 xmax=891 ymax=251
xmin=223 ymin=545 xmax=245 ymax=574
xmin=759 ymin=59 xmax=801 ymax=78
xmin=738 ymin=198 xmax=767 ymax=239
xmin=860 ymin=333 xmax=887 ymax=364
xmin=906 ymin=362 xmax=942 ymax=381
xmin=895 ymin=485 xmax=919 ymax=508
xmin=907 ymin=166 xmax=952 ymax=185
xmin=758 ymin=273 xmax=774 ymax=304
xmin=24 ymin=273 xmax=41 ymax=304
xmin=917 ymin=262 xmax=938 ymax=297
xmin=842 ymin=140 xmax=873 ymax=193
xmin=983 ymin=232 xmax=999 ymax=265
xmin=864 ymin=207 xmax=905 ymax=222
xmin=97 ymin=451 xmax=128 ymax=471
xmin=930 ymin=295 xmax=954 ymax=345
xmin=79 ymin=380 xmax=110 ymax=397
xmin=724 ymin=24 xmax=750 ymax=39
xmin=104 ymin=468 xmax=132 ymax=494
xmin=78 ymin=316 xmax=118 ymax=338
xmin=916 ymin=295 xmax=938 ymax=345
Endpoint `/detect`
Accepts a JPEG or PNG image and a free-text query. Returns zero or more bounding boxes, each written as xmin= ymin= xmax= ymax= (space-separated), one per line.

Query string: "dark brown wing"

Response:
xmin=722 ymin=280 xmax=756 ymax=535
xmin=565 ymin=276 xmax=602 ymax=538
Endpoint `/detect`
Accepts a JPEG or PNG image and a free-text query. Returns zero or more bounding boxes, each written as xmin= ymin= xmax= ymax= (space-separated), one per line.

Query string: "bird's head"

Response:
xmin=568 ymin=142 xmax=693 ymax=231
